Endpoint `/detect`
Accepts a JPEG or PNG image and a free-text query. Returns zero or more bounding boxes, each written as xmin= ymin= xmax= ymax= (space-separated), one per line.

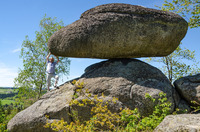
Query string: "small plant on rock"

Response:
xmin=122 ymin=92 xmax=172 ymax=131
xmin=44 ymin=80 xmax=173 ymax=132
xmin=190 ymin=101 xmax=200 ymax=113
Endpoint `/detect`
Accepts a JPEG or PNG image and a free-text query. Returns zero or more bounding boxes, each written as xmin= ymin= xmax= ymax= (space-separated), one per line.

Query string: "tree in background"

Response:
xmin=146 ymin=45 xmax=199 ymax=83
xmin=161 ymin=0 xmax=200 ymax=28
xmin=14 ymin=15 xmax=70 ymax=105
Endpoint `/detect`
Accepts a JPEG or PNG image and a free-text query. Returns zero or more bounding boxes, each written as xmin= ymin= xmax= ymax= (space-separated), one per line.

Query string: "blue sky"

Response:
xmin=0 ymin=0 xmax=199 ymax=87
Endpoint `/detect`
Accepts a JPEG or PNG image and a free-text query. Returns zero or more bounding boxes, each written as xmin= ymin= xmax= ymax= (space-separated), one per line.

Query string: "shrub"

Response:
xmin=0 ymin=123 xmax=7 ymax=132
xmin=123 ymin=92 xmax=171 ymax=131
xmin=44 ymin=80 xmax=173 ymax=132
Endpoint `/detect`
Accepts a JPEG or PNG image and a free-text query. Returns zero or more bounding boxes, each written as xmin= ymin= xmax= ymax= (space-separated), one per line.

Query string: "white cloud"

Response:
xmin=12 ymin=48 xmax=21 ymax=53
xmin=0 ymin=63 xmax=18 ymax=87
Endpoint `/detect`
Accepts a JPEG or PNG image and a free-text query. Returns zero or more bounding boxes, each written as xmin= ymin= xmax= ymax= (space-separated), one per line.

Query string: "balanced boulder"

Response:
xmin=48 ymin=3 xmax=188 ymax=59
xmin=174 ymin=74 xmax=200 ymax=106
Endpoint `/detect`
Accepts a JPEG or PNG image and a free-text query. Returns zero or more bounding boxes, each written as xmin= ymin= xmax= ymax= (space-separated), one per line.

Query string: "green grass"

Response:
xmin=1 ymin=99 xmax=15 ymax=105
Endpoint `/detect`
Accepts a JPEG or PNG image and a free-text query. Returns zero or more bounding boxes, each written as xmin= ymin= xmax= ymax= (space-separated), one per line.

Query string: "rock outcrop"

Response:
xmin=7 ymin=59 xmax=180 ymax=132
xmin=8 ymin=3 xmax=192 ymax=132
xmin=7 ymin=87 xmax=75 ymax=132
xmin=154 ymin=114 xmax=200 ymax=132
xmin=78 ymin=59 xmax=178 ymax=116
xmin=48 ymin=3 xmax=188 ymax=59
xmin=174 ymin=74 xmax=200 ymax=106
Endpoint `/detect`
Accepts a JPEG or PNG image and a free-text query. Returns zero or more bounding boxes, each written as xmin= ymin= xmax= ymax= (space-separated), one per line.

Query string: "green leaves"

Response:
xmin=161 ymin=0 xmax=200 ymax=28
xmin=122 ymin=92 xmax=172 ymax=131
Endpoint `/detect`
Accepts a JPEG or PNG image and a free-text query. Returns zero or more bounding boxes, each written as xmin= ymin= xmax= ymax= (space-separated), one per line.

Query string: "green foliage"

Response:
xmin=45 ymin=81 xmax=172 ymax=132
xmin=0 ymin=123 xmax=7 ymax=132
xmin=190 ymin=101 xmax=200 ymax=113
xmin=146 ymin=45 xmax=199 ymax=83
xmin=45 ymin=81 xmax=122 ymax=131
xmin=14 ymin=15 xmax=70 ymax=104
xmin=1 ymin=100 xmax=15 ymax=106
xmin=0 ymin=88 xmax=21 ymax=131
xmin=0 ymin=101 xmax=5 ymax=123
xmin=123 ymin=92 xmax=171 ymax=131
xmin=0 ymin=99 xmax=24 ymax=132
xmin=161 ymin=0 xmax=200 ymax=28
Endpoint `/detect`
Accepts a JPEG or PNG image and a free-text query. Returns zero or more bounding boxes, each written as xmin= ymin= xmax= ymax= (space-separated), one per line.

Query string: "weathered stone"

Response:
xmin=7 ymin=85 xmax=75 ymax=132
xmin=48 ymin=3 xmax=188 ymax=59
xmin=174 ymin=74 xmax=200 ymax=106
xmin=176 ymin=99 xmax=191 ymax=114
xmin=75 ymin=59 xmax=178 ymax=117
xmin=8 ymin=59 xmax=180 ymax=131
xmin=154 ymin=114 xmax=200 ymax=132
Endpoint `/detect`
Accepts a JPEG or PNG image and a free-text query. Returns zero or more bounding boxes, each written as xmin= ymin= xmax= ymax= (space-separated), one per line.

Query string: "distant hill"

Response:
xmin=0 ymin=87 xmax=18 ymax=89
xmin=0 ymin=87 xmax=18 ymax=99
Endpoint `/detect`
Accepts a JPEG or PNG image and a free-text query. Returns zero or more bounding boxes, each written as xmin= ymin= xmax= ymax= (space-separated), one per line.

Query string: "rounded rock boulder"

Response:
xmin=48 ymin=3 xmax=188 ymax=59
xmin=174 ymin=74 xmax=200 ymax=106
xmin=75 ymin=59 xmax=178 ymax=117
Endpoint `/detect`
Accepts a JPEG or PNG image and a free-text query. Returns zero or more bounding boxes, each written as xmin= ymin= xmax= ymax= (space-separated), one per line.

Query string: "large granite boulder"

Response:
xmin=8 ymin=59 xmax=179 ymax=132
xmin=48 ymin=3 xmax=188 ymax=59
xmin=174 ymin=74 xmax=200 ymax=106
xmin=154 ymin=114 xmax=200 ymax=132
xmin=76 ymin=59 xmax=178 ymax=117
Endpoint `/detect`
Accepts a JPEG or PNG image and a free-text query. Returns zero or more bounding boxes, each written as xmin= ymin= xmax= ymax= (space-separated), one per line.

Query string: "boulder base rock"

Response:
xmin=174 ymin=74 xmax=200 ymax=106
xmin=48 ymin=3 xmax=188 ymax=59
xmin=154 ymin=114 xmax=200 ymax=132
xmin=8 ymin=59 xmax=179 ymax=132
xmin=76 ymin=59 xmax=178 ymax=117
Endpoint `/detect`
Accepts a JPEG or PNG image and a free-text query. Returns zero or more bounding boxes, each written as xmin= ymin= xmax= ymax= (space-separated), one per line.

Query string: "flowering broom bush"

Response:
xmin=44 ymin=80 xmax=173 ymax=132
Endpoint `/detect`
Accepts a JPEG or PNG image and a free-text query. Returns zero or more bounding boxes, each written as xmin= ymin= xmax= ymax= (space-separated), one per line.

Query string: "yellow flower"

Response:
xmin=102 ymin=92 xmax=105 ymax=97
xmin=100 ymin=122 xmax=104 ymax=126
xmin=88 ymin=93 xmax=92 ymax=97
xmin=72 ymin=80 xmax=77 ymax=84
